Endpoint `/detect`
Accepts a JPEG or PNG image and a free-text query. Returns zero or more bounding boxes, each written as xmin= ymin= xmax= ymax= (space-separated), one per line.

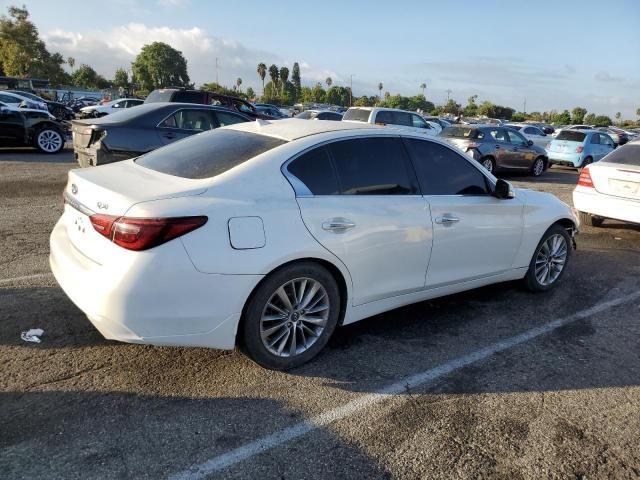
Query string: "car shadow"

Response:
xmin=499 ymin=167 xmax=578 ymax=186
xmin=0 ymin=146 xmax=74 ymax=164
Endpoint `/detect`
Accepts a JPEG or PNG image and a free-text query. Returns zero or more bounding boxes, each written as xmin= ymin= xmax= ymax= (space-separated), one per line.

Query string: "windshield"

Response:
xmin=296 ymin=111 xmax=316 ymax=120
xmin=342 ymin=108 xmax=371 ymax=122
xmin=9 ymin=91 xmax=42 ymax=102
xmin=601 ymin=144 xmax=640 ymax=166
xmin=556 ymin=131 xmax=586 ymax=142
xmin=136 ymin=129 xmax=287 ymax=179
xmin=144 ymin=90 xmax=175 ymax=103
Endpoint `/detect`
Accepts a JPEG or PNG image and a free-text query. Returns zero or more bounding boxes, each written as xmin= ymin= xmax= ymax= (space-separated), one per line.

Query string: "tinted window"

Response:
xmin=144 ymin=90 xmax=174 ymax=103
xmin=342 ymin=108 xmax=371 ymax=122
xmin=159 ymin=109 xmax=215 ymax=130
xmin=136 ymin=130 xmax=286 ymax=179
xmin=214 ymin=111 xmax=249 ymax=127
xmin=328 ymin=137 xmax=417 ymax=195
xmin=600 ymin=134 xmax=613 ymax=146
xmin=404 ymin=139 xmax=490 ymax=196
xmin=441 ymin=126 xmax=483 ymax=139
xmin=0 ymin=94 xmax=20 ymax=104
xmin=601 ymin=144 xmax=640 ymax=165
xmin=524 ymin=127 xmax=536 ymax=134
xmin=173 ymin=91 xmax=206 ymax=103
xmin=411 ymin=114 xmax=429 ymax=129
xmin=590 ymin=134 xmax=600 ymax=144
xmin=376 ymin=111 xmax=412 ymax=127
xmin=316 ymin=112 xmax=342 ymax=121
xmin=506 ymin=130 xmax=527 ymax=146
xmin=556 ymin=131 xmax=586 ymax=142
xmin=287 ymin=147 xmax=339 ymax=195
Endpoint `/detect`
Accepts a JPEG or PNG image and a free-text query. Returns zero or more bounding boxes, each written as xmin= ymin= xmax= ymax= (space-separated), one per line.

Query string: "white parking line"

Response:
xmin=169 ymin=290 xmax=640 ymax=480
xmin=0 ymin=272 xmax=53 ymax=285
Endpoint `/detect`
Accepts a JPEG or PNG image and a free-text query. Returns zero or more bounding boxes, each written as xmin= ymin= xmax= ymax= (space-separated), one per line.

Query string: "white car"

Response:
xmin=505 ymin=123 xmax=549 ymax=148
xmin=50 ymin=120 xmax=577 ymax=369
xmin=343 ymin=107 xmax=440 ymax=136
xmin=0 ymin=91 xmax=48 ymax=111
xmin=295 ymin=110 xmax=343 ymax=121
xmin=573 ymin=140 xmax=640 ymax=226
xmin=80 ymin=98 xmax=144 ymax=117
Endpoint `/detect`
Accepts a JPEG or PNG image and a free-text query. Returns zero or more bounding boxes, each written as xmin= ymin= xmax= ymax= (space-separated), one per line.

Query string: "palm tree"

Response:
xmin=326 ymin=77 xmax=333 ymax=88
xmin=420 ymin=83 xmax=426 ymax=96
xmin=615 ymin=111 xmax=621 ymax=124
xmin=67 ymin=56 xmax=76 ymax=73
xmin=378 ymin=82 xmax=383 ymax=102
xmin=257 ymin=63 xmax=267 ymax=95
xmin=279 ymin=67 xmax=289 ymax=96
xmin=236 ymin=77 xmax=242 ymax=93
xmin=268 ymin=64 xmax=279 ymax=93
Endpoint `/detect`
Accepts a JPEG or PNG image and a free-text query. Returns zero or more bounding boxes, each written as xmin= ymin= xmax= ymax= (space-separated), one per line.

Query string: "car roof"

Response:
xmin=227 ymin=117 xmax=379 ymax=141
xmin=0 ymin=91 xmax=32 ymax=100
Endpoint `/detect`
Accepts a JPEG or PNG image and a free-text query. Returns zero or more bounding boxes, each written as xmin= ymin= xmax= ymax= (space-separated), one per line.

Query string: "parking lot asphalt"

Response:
xmin=1 ymin=149 xmax=639 ymax=479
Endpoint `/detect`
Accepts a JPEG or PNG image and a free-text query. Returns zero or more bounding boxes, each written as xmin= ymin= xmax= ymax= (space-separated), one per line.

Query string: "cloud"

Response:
xmin=594 ymin=71 xmax=623 ymax=83
xmin=43 ymin=23 xmax=336 ymax=91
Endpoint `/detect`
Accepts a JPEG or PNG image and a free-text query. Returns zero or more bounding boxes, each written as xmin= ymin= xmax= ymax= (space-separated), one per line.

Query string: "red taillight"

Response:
xmin=89 ymin=215 xmax=207 ymax=251
xmin=576 ymin=146 xmax=584 ymax=153
xmin=577 ymin=167 xmax=594 ymax=188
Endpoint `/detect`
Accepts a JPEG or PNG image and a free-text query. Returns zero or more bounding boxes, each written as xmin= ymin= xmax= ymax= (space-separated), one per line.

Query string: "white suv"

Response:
xmin=343 ymin=107 xmax=440 ymax=136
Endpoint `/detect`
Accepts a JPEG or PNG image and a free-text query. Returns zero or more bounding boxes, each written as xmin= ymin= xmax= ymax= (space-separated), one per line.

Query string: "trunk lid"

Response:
xmin=590 ymin=162 xmax=640 ymax=200
xmin=63 ymin=160 xmax=206 ymax=263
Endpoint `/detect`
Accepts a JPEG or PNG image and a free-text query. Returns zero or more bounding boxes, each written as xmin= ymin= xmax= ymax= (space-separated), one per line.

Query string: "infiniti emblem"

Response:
xmin=71 ymin=183 xmax=78 ymax=194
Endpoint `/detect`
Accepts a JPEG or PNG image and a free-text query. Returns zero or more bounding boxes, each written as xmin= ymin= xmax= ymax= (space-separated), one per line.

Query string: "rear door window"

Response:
xmin=490 ymin=129 xmax=509 ymax=142
xmin=327 ymin=137 xmax=418 ymax=195
xmin=556 ymin=131 xmax=586 ymax=142
xmin=404 ymin=139 xmax=490 ymax=195
xmin=287 ymin=146 xmax=339 ymax=195
xmin=159 ymin=109 xmax=216 ymax=131
xmin=213 ymin=111 xmax=249 ymax=127
xmin=590 ymin=134 xmax=600 ymax=144
xmin=136 ymin=130 xmax=286 ymax=179
xmin=376 ymin=111 xmax=412 ymax=127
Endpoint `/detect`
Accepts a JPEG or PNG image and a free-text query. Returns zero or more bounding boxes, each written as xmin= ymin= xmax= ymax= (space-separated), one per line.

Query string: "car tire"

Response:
xmin=34 ymin=127 xmax=64 ymax=154
xmin=480 ymin=157 xmax=495 ymax=173
xmin=523 ymin=224 xmax=572 ymax=292
xmin=578 ymin=211 xmax=604 ymax=227
xmin=579 ymin=156 xmax=593 ymax=170
xmin=531 ymin=156 xmax=545 ymax=177
xmin=240 ymin=262 xmax=341 ymax=370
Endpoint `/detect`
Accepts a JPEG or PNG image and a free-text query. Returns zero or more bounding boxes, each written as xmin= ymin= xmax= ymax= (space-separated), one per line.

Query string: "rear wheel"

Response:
xmin=531 ymin=156 xmax=545 ymax=177
xmin=481 ymin=157 xmax=495 ymax=173
xmin=34 ymin=127 xmax=64 ymax=154
xmin=523 ymin=225 xmax=571 ymax=292
xmin=579 ymin=156 xmax=593 ymax=170
xmin=241 ymin=262 xmax=340 ymax=370
xmin=578 ymin=211 xmax=604 ymax=227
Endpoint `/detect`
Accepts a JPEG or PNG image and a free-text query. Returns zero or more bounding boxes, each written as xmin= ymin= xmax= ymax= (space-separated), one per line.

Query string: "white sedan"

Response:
xmin=80 ymin=98 xmax=144 ymax=117
xmin=50 ymin=120 xmax=577 ymax=369
xmin=573 ymin=140 xmax=640 ymax=226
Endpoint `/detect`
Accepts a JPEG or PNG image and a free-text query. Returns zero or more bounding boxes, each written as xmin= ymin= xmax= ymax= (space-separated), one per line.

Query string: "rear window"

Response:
xmin=556 ymin=131 xmax=586 ymax=142
xmin=342 ymin=108 xmax=371 ymax=122
xmin=136 ymin=130 xmax=287 ymax=179
xmin=601 ymin=144 xmax=640 ymax=166
xmin=144 ymin=90 xmax=175 ymax=103
xmin=441 ymin=126 xmax=483 ymax=139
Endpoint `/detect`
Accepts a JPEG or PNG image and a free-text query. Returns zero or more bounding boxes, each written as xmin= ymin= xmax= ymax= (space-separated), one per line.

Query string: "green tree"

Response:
xmin=443 ymin=98 xmax=462 ymax=115
xmin=256 ymin=63 xmax=267 ymax=96
xmin=636 ymin=107 xmax=640 ymax=119
xmin=113 ymin=68 xmax=129 ymax=89
xmin=571 ymin=107 xmax=587 ymax=124
xmin=268 ymin=64 xmax=279 ymax=92
xmin=511 ymin=112 xmax=527 ymax=122
xmin=279 ymin=67 xmax=289 ymax=96
xmin=593 ymin=115 xmax=612 ymax=127
xmin=377 ymin=82 xmax=383 ymax=102
xmin=236 ymin=77 xmax=242 ymax=93
xmin=325 ymin=76 xmax=332 ymax=88
xmin=0 ymin=6 xmax=68 ymax=84
xmin=552 ymin=110 xmax=572 ymax=125
xmin=584 ymin=113 xmax=596 ymax=125
xmin=291 ymin=62 xmax=301 ymax=101
xmin=463 ymin=94 xmax=478 ymax=116
xmin=131 ymin=41 xmax=189 ymax=91
xmin=615 ymin=111 xmax=621 ymax=124
xmin=67 ymin=56 xmax=75 ymax=73
xmin=420 ymin=83 xmax=426 ymax=96
xmin=72 ymin=64 xmax=109 ymax=89
xmin=245 ymin=86 xmax=255 ymax=100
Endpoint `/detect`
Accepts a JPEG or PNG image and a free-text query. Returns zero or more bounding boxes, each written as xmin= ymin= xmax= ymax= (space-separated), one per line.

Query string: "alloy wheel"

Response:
xmin=37 ymin=130 xmax=62 ymax=153
xmin=533 ymin=158 xmax=544 ymax=176
xmin=260 ymin=277 xmax=330 ymax=357
xmin=534 ymin=234 xmax=568 ymax=286
xmin=482 ymin=159 xmax=493 ymax=173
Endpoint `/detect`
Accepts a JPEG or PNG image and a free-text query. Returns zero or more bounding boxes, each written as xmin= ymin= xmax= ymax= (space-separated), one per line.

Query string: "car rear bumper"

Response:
xmin=573 ymin=187 xmax=640 ymax=224
xmin=548 ymin=151 xmax=582 ymax=167
xmin=49 ymin=217 xmax=263 ymax=349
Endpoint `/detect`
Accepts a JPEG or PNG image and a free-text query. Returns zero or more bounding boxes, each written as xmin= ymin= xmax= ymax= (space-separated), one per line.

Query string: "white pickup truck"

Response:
xmin=342 ymin=107 xmax=441 ymax=136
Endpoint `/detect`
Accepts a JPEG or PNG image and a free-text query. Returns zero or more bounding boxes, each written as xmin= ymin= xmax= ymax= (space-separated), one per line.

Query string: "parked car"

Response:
xmin=71 ymin=102 xmax=250 ymax=167
xmin=505 ymin=123 xmax=549 ymax=148
xmin=343 ymin=107 xmax=439 ymax=136
xmin=596 ymin=127 xmax=629 ymax=147
xmin=295 ymin=109 xmax=343 ymax=121
xmin=6 ymin=90 xmax=75 ymax=121
xmin=51 ymin=119 xmax=577 ymax=369
xmin=573 ymin=140 xmax=639 ymax=226
xmin=551 ymin=125 xmax=592 ymax=138
xmin=254 ymin=104 xmax=288 ymax=119
xmin=68 ymin=96 xmax=101 ymax=113
xmin=78 ymin=98 xmax=144 ymax=119
xmin=546 ymin=129 xmax=615 ymax=169
xmin=441 ymin=125 xmax=549 ymax=176
xmin=145 ymin=88 xmax=274 ymax=119
xmin=0 ymin=103 xmax=66 ymax=153
xmin=0 ymin=91 xmax=48 ymax=111
xmin=423 ymin=116 xmax=451 ymax=129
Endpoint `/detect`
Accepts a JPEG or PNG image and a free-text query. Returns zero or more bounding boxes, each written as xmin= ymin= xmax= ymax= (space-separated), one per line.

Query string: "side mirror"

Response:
xmin=493 ymin=179 xmax=514 ymax=199
xmin=527 ymin=140 xmax=534 ymax=146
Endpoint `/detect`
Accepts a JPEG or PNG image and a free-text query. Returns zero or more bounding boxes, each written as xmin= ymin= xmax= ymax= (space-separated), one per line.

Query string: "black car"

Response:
xmin=71 ymin=102 xmax=251 ymax=167
xmin=441 ymin=124 xmax=549 ymax=176
xmin=6 ymin=90 xmax=74 ymax=121
xmin=0 ymin=104 xmax=66 ymax=153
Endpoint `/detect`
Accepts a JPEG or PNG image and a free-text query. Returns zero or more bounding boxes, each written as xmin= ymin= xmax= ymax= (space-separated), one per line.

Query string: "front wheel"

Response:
xmin=34 ymin=127 xmax=64 ymax=154
xmin=481 ymin=157 xmax=495 ymax=173
xmin=531 ymin=157 xmax=545 ymax=177
xmin=241 ymin=262 xmax=341 ymax=370
xmin=523 ymin=225 xmax=572 ymax=292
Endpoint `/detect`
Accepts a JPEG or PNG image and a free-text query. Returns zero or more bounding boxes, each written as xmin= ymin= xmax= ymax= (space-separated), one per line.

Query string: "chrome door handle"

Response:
xmin=434 ymin=215 xmax=460 ymax=225
xmin=322 ymin=219 xmax=356 ymax=232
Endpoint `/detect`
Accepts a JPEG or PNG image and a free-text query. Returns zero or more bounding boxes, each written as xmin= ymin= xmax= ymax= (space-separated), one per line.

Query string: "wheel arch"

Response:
xmin=235 ymin=256 xmax=350 ymax=347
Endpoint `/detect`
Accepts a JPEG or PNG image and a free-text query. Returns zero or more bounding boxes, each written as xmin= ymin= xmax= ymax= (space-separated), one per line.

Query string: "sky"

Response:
xmin=5 ymin=0 xmax=640 ymax=118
